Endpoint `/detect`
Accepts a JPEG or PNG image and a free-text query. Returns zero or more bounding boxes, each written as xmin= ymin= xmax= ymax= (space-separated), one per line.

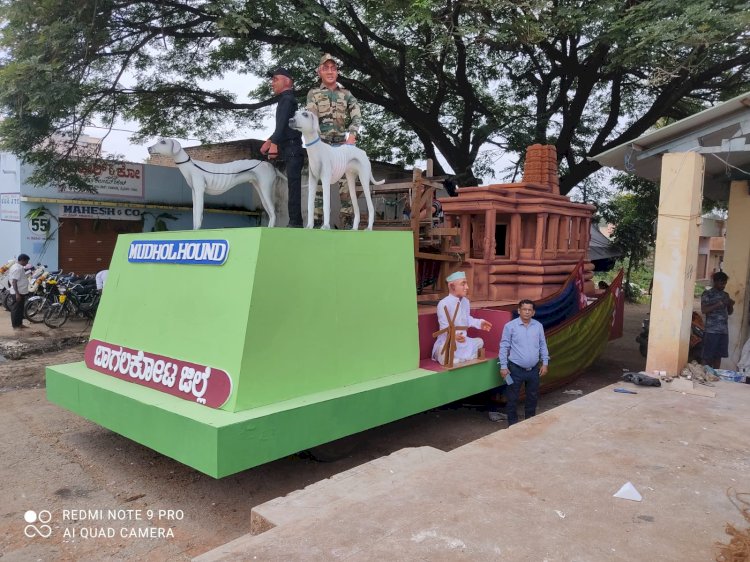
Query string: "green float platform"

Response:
xmin=46 ymin=229 xmax=501 ymax=478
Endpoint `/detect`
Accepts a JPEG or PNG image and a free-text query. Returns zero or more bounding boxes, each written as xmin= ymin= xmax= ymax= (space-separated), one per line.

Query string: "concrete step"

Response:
xmin=249 ymin=446 xmax=445 ymax=535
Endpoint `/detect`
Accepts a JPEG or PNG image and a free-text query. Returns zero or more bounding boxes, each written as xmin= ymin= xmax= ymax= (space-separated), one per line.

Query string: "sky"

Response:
xmin=84 ymin=71 xmax=272 ymax=164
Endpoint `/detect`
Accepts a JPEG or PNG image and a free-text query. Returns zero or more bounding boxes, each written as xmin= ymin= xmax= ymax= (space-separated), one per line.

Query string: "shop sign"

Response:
xmin=74 ymin=162 xmax=145 ymax=198
xmin=0 ymin=193 xmax=20 ymax=222
xmin=84 ymin=339 xmax=233 ymax=408
xmin=128 ymin=240 xmax=229 ymax=265
xmin=60 ymin=204 xmax=142 ymax=221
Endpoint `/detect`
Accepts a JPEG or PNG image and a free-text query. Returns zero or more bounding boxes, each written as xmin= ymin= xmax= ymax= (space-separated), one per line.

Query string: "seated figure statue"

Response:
xmin=432 ymin=271 xmax=492 ymax=366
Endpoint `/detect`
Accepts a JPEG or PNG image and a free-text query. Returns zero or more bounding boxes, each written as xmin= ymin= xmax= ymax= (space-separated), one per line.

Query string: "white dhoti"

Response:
xmin=432 ymin=295 xmax=485 ymax=365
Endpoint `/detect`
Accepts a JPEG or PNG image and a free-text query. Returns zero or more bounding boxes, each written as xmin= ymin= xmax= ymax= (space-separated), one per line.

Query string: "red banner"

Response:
xmin=84 ymin=340 xmax=232 ymax=409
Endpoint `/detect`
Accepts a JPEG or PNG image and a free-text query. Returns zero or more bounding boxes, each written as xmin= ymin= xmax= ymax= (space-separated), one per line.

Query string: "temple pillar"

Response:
xmin=559 ymin=217 xmax=571 ymax=251
xmin=459 ymin=214 xmax=471 ymax=256
xmin=646 ymin=152 xmax=704 ymax=375
xmin=723 ymin=180 xmax=750 ymax=368
xmin=571 ymin=217 xmax=581 ymax=250
xmin=580 ymin=217 xmax=591 ymax=252
xmin=484 ymin=209 xmax=497 ymax=261
xmin=509 ymin=214 xmax=520 ymax=262
xmin=535 ymin=213 xmax=548 ymax=260
xmin=547 ymin=215 xmax=560 ymax=257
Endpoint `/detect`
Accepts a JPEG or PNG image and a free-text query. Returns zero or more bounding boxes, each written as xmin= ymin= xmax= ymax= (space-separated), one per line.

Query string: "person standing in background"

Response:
xmin=8 ymin=253 xmax=30 ymax=330
xmin=701 ymin=271 xmax=734 ymax=369
xmin=95 ymin=269 xmax=109 ymax=293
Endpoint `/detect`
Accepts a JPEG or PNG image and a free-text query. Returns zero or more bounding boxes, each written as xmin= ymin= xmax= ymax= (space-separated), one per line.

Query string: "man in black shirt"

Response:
xmin=261 ymin=68 xmax=304 ymax=227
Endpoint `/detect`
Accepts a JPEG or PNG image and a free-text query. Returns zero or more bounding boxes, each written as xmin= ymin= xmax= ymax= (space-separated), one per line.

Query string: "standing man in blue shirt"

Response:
xmin=498 ymin=299 xmax=550 ymax=425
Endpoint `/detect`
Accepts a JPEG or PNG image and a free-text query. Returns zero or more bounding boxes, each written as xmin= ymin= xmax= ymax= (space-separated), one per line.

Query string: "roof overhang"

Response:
xmin=591 ymin=92 xmax=750 ymax=201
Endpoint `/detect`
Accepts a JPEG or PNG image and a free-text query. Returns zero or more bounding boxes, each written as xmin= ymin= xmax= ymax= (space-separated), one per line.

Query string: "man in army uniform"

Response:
xmin=304 ymin=53 xmax=363 ymax=226
xmin=306 ymin=53 xmax=362 ymax=145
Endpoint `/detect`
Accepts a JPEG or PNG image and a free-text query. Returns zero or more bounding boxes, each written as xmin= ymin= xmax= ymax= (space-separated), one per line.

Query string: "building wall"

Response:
xmin=700 ymin=217 xmax=724 ymax=238
xmin=0 ymin=153 xmax=22 ymax=261
xmin=147 ymin=139 xmax=264 ymax=168
xmin=696 ymin=218 xmax=726 ymax=280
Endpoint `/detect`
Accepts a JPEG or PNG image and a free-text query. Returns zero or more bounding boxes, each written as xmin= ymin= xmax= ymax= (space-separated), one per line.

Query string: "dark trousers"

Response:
xmin=281 ymin=143 xmax=304 ymax=227
xmin=11 ymin=293 xmax=27 ymax=327
xmin=504 ymin=362 xmax=541 ymax=425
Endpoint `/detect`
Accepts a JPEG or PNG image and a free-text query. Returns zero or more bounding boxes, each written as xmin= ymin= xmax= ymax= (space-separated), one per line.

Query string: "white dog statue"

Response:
xmin=288 ymin=110 xmax=384 ymax=230
xmin=147 ymin=139 xmax=288 ymax=230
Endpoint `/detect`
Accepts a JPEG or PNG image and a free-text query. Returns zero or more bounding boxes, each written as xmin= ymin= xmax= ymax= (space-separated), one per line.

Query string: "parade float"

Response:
xmin=46 ymin=144 xmax=623 ymax=478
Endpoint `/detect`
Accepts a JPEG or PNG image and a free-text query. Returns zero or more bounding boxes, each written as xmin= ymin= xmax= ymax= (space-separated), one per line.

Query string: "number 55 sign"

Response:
xmin=28 ymin=216 xmax=51 ymax=234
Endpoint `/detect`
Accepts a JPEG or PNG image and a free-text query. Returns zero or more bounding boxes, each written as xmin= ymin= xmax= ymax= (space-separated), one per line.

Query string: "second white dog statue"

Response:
xmin=289 ymin=110 xmax=384 ymax=230
xmin=147 ymin=139 xmax=288 ymax=230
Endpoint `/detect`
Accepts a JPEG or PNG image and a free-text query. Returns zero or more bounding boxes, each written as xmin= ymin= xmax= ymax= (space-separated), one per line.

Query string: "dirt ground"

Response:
xmin=0 ymin=303 xmax=649 ymax=561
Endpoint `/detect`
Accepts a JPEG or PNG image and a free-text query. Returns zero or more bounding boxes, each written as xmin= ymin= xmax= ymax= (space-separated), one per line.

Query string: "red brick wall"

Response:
xmin=146 ymin=139 xmax=265 ymax=167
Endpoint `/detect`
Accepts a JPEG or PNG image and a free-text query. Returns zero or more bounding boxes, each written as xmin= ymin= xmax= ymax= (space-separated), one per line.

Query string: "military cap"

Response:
xmin=319 ymin=53 xmax=340 ymax=66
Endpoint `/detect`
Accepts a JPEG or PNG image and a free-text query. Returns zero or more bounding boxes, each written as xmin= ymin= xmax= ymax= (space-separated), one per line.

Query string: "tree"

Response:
xmin=599 ymin=173 xmax=659 ymax=299
xmin=1 ymin=0 xmax=748 ymax=192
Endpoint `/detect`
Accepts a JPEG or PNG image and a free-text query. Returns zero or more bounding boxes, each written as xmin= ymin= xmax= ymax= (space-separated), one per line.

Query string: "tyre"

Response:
xmin=3 ymin=291 xmax=15 ymax=312
xmin=24 ymin=296 xmax=47 ymax=323
xmin=44 ymin=302 xmax=70 ymax=329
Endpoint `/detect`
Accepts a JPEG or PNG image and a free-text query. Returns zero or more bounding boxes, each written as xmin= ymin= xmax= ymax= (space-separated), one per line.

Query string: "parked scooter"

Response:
xmin=636 ymin=311 xmax=704 ymax=361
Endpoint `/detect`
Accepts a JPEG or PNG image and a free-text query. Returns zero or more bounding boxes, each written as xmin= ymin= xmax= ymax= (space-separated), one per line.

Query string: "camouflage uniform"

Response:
xmin=306 ymin=85 xmax=362 ymax=144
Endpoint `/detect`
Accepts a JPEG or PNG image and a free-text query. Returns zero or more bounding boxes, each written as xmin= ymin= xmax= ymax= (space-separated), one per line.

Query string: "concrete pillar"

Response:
xmin=646 ymin=152 xmax=704 ymax=376
xmin=723 ymin=180 xmax=750 ymax=368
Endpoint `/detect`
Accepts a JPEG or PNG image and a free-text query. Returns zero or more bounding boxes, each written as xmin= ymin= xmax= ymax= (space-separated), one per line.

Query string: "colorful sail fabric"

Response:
xmin=512 ymin=261 xmax=586 ymax=330
xmin=514 ymin=279 xmax=580 ymax=330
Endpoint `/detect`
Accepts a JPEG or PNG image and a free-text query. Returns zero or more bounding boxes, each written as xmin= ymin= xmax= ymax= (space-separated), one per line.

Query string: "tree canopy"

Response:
xmin=598 ymin=173 xmax=658 ymax=297
xmin=1 ymin=0 xmax=749 ymax=192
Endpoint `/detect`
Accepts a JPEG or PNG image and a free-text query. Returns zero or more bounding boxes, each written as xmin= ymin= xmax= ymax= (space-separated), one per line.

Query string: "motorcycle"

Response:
xmin=24 ymin=272 xmax=69 ymax=323
xmin=636 ymin=310 xmax=704 ymax=361
xmin=43 ymin=276 xmax=100 ymax=328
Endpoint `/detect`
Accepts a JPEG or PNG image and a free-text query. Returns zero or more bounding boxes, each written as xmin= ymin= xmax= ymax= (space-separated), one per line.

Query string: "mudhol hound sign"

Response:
xmin=127 ymin=239 xmax=229 ymax=265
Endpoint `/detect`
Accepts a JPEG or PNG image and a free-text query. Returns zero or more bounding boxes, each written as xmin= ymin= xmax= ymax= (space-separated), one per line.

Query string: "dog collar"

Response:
xmin=306 ymin=137 xmax=321 ymax=146
xmin=174 ymin=157 xmax=191 ymax=164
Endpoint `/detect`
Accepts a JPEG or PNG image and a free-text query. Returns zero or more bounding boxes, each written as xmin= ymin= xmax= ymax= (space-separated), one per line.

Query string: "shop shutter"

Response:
xmin=58 ymin=218 xmax=142 ymax=275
